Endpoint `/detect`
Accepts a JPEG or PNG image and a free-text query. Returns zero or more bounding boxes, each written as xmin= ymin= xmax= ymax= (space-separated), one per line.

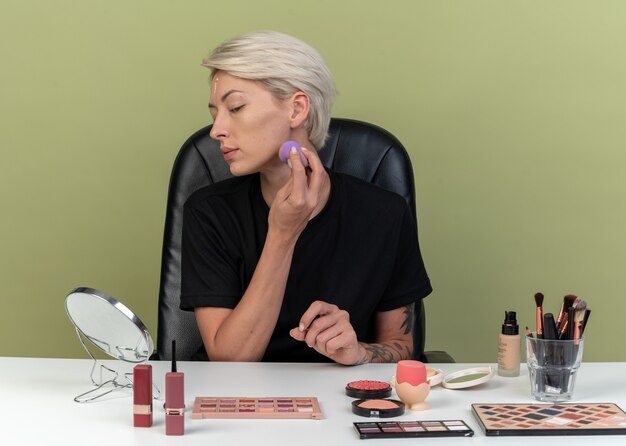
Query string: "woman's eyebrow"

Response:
xmin=208 ymin=89 xmax=244 ymax=109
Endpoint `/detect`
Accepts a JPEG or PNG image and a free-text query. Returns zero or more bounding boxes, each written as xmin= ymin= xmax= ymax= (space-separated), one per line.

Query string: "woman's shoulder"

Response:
xmin=185 ymin=174 xmax=258 ymax=209
xmin=333 ymin=171 xmax=409 ymax=211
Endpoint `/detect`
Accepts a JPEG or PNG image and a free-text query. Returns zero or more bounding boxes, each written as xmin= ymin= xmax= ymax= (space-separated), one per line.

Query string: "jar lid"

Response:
xmin=442 ymin=367 xmax=494 ymax=389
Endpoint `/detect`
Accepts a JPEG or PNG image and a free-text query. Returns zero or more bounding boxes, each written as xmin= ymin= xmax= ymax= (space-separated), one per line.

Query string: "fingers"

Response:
xmin=281 ymin=146 xmax=326 ymax=210
xmin=300 ymin=146 xmax=322 ymax=169
xmin=289 ymin=327 xmax=306 ymax=341
xmin=297 ymin=300 xmax=334 ymax=332
xmin=307 ymin=322 xmax=351 ymax=354
xmin=290 ymin=301 xmax=357 ymax=356
xmin=300 ymin=147 xmax=325 ymax=193
xmin=287 ymin=147 xmax=308 ymax=201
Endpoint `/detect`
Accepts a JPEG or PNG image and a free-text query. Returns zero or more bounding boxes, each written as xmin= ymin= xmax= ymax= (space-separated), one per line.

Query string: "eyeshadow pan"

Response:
xmin=403 ymin=426 xmax=425 ymax=432
xmin=538 ymin=408 xmax=561 ymax=415
xmin=561 ymin=413 xmax=584 ymax=420
xmin=448 ymin=425 xmax=470 ymax=431
xmin=524 ymin=413 xmax=547 ymax=420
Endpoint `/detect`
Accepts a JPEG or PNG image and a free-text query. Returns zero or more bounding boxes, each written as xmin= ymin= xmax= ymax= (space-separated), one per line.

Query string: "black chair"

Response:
xmin=155 ymin=118 xmax=453 ymax=362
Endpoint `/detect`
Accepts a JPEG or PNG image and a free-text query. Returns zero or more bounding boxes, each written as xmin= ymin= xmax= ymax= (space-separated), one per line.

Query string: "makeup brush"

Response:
xmin=572 ymin=299 xmax=587 ymax=343
xmin=556 ymin=294 xmax=578 ymax=328
xmin=566 ymin=306 xmax=576 ymax=341
xmin=581 ymin=309 xmax=592 ymax=336
xmin=534 ymin=292 xmax=544 ymax=339
xmin=557 ymin=295 xmax=579 ymax=340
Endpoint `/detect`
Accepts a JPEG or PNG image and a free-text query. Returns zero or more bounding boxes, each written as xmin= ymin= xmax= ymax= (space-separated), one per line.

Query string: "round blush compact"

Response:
xmin=345 ymin=380 xmax=392 ymax=399
xmin=351 ymin=399 xmax=405 ymax=418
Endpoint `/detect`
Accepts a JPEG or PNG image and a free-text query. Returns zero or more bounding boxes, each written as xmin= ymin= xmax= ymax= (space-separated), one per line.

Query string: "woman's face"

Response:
xmin=209 ymin=71 xmax=293 ymax=176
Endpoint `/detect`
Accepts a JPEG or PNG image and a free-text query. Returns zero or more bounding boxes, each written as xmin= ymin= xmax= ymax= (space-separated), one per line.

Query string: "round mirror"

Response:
xmin=65 ymin=287 xmax=153 ymax=363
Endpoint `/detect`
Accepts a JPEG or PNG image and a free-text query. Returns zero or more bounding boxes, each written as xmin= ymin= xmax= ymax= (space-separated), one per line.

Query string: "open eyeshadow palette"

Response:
xmin=191 ymin=397 xmax=322 ymax=420
xmin=353 ymin=420 xmax=474 ymax=439
xmin=472 ymin=403 xmax=626 ymax=436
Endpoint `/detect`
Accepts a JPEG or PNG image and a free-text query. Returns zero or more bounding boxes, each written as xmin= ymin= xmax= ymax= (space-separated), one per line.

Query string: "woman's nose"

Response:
xmin=210 ymin=114 xmax=228 ymax=140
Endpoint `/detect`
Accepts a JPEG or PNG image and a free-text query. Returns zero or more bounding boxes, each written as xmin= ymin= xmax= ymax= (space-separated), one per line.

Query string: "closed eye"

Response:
xmin=230 ymin=104 xmax=245 ymax=113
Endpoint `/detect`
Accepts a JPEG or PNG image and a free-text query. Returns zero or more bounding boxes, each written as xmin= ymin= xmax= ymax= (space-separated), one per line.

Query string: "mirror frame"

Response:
xmin=65 ymin=287 xmax=154 ymax=363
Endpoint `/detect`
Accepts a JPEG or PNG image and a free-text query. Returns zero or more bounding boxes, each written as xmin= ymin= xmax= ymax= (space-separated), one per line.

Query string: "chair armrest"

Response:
xmin=424 ymin=350 xmax=455 ymax=363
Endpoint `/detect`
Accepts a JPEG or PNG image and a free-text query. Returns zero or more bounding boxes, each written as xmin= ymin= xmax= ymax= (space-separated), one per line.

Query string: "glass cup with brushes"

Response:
xmin=526 ymin=293 xmax=590 ymax=402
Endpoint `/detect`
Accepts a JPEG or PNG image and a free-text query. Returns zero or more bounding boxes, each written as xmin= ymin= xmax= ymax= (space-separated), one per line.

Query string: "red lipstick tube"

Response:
xmin=133 ymin=364 xmax=153 ymax=427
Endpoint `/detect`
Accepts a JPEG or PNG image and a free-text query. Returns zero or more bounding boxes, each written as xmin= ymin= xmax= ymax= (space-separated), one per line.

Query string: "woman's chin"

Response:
xmin=228 ymin=163 xmax=248 ymax=177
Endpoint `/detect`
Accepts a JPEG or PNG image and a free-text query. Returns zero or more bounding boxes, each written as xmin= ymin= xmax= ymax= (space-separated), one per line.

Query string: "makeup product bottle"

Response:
xmin=165 ymin=340 xmax=184 ymax=436
xmin=497 ymin=311 xmax=520 ymax=377
xmin=133 ymin=364 xmax=153 ymax=427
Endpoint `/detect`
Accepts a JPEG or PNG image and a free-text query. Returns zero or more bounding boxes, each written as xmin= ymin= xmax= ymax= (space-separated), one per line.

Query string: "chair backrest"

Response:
xmin=155 ymin=118 xmax=427 ymax=361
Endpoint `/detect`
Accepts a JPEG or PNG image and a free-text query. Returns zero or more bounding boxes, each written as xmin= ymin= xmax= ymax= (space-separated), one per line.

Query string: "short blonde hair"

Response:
xmin=202 ymin=31 xmax=336 ymax=149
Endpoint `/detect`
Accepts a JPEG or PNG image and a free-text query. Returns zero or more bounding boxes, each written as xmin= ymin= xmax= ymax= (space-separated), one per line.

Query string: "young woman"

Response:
xmin=180 ymin=31 xmax=432 ymax=364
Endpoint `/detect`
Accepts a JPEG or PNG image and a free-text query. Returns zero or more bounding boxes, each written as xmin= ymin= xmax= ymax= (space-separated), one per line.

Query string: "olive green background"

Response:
xmin=2 ymin=1 xmax=625 ymax=362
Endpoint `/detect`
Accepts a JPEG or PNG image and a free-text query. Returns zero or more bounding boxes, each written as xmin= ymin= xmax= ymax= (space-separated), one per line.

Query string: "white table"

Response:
xmin=1 ymin=357 xmax=624 ymax=445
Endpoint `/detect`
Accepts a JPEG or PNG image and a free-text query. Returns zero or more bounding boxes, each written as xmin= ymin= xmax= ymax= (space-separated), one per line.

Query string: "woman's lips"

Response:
xmin=221 ymin=147 xmax=238 ymax=161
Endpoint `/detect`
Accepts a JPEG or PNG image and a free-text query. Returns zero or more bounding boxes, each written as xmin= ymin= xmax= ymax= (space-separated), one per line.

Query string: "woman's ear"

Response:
xmin=289 ymin=91 xmax=310 ymax=129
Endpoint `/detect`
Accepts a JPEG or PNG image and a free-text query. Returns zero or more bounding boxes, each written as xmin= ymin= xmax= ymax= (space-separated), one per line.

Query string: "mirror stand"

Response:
xmin=72 ymin=327 xmax=161 ymax=403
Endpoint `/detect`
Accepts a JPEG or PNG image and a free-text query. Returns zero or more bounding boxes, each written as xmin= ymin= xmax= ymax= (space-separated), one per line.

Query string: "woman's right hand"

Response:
xmin=268 ymin=146 xmax=328 ymax=241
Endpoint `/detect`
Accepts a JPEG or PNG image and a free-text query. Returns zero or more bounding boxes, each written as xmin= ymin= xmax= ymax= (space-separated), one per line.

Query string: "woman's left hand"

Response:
xmin=289 ymin=300 xmax=365 ymax=365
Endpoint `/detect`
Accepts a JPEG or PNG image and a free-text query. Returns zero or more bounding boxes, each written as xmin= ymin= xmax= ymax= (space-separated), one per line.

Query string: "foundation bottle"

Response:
xmin=497 ymin=311 xmax=520 ymax=377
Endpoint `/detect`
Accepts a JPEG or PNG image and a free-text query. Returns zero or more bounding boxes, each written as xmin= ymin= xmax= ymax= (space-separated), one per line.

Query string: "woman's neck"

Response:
xmin=260 ymin=165 xmax=331 ymax=220
xmin=259 ymin=165 xmax=292 ymax=206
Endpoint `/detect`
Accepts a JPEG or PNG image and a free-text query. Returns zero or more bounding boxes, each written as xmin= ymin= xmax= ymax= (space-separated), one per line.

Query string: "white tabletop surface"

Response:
xmin=1 ymin=357 xmax=625 ymax=445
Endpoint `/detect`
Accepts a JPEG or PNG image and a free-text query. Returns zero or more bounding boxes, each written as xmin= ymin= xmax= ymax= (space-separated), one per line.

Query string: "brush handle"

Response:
xmin=581 ymin=309 xmax=591 ymax=336
xmin=536 ymin=307 xmax=544 ymax=339
xmin=566 ymin=307 xmax=576 ymax=341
